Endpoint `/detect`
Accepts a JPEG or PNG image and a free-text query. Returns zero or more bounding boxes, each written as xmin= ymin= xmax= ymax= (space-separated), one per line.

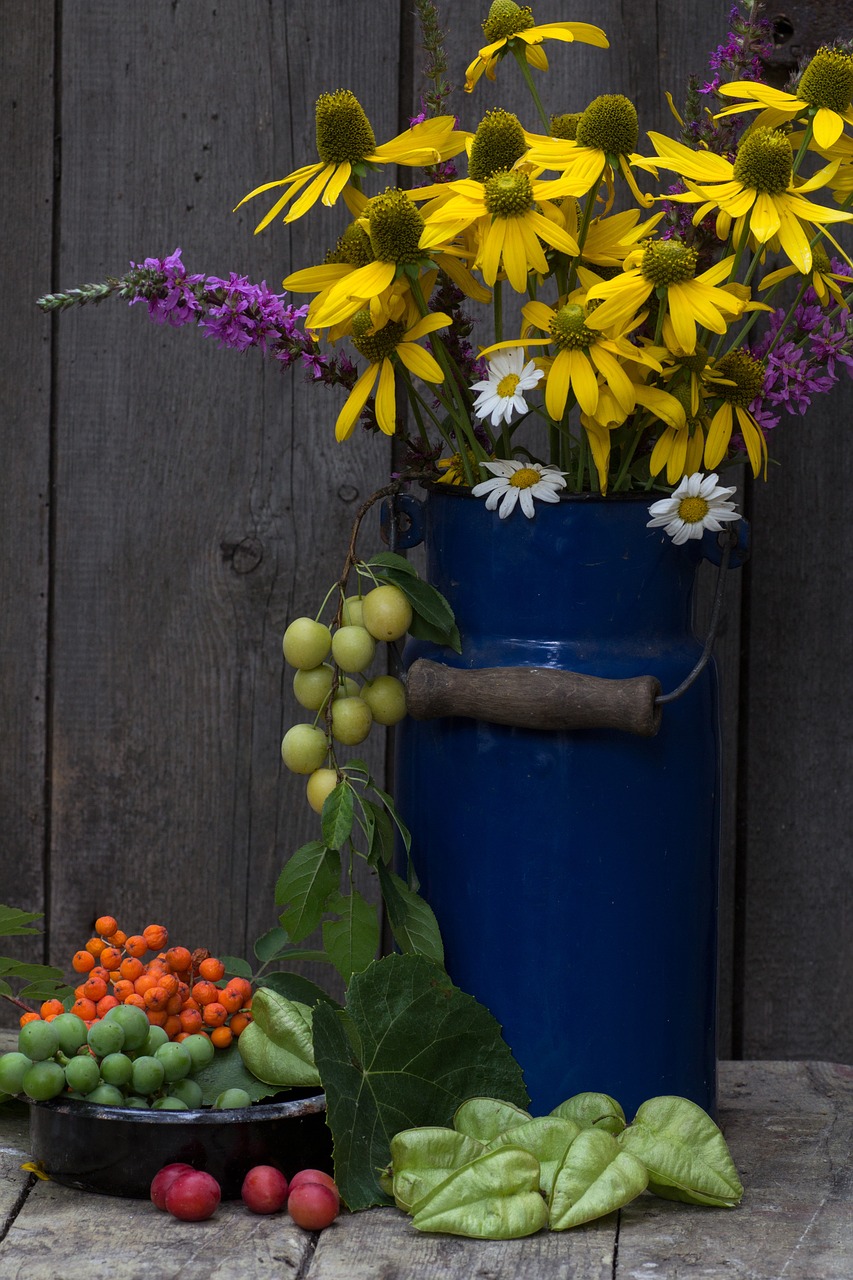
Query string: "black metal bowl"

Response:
xmin=28 ymin=1090 xmax=332 ymax=1199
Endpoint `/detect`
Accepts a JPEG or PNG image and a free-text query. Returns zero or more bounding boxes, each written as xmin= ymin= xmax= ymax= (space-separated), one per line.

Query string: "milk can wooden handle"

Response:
xmin=405 ymin=659 xmax=663 ymax=737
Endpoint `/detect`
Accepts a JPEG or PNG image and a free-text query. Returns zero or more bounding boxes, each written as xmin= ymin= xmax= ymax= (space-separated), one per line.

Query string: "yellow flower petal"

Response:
xmin=396 ymin=342 xmax=444 ymax=383
xmin=335 ymin=364 xmax=379 ymax=442
xmin=374 ymin=358 xmax=398 ymax=435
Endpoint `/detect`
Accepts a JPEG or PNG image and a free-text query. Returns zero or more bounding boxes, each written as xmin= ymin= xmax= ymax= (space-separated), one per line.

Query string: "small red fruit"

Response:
xmin=164 ymin=1170 xmax=221 ymax=1221
xmin=241 ymin=1165 xmax=289 ymax=1214
xmin=150 ymin=1163 xmax=196 ymax=1211
xmin=287 ymin=1168 xmax=339 ymax=1202
xmin=287 ymin=1180 xmax=340 ymax=1230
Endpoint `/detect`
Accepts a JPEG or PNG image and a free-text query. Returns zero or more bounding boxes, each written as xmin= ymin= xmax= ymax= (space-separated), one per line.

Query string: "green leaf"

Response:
xmin=0 ymin=906 xmax=44 ymax=938
xmin=549 ymin=1128 xmax=648 ymax=1229
xmin=191 ymin=1042 xmax=281 ymax=1106
xmin=617 ymin=1096 xmax=743 ymax=1207
xmin=367 ymin=551 xmax=417 ymax=577
xmin=360 ymin=798 xmax=396 ymax=867
xmin=322 ymin=783 xmax=355 ymax=851
xmin=275 ymin=842 xmax=341 ymax=943
xmin=453 ymin=1097 xmax=532 ymax=1144
xmin=261 ymin=970 xmax=340 ymax=1009
xmin=408 ymin=612 xmax=463 ymax=654
xmin=410 ymin=1147 xmax=548 ymax=1238
xmin=376 ymin=864 xmax=444 ymax=965
xmin=389 ymin=1126 xmax=485 ymax=1212
xmin=487 ymin=1116 xmax=581 ymax=1198
xmin=551 ymin=1092 xmax=626 ymax=1135
xmin=311 ymin=953 xmax=529 ymax=1210
xmin=236 ymin=988 xmax=321 ymax=1088
xmin=370 ymin=786 xmax=411 ymax=855
xmin=321 ymin=890 xmax=380 ymax=984
xmin=253 ymin=927 xmax=290 ymax=964
xmin=220 ymin=954 xmax=254 ymax=980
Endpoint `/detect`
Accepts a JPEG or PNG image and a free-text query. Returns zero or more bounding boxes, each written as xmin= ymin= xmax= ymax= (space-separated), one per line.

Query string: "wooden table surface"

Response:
xmin=0 ymin=1060 xmax=850 ymax=1279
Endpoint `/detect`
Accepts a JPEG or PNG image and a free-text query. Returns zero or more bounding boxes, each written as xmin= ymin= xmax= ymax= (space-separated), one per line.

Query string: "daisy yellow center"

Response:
xmin=368 ymin=189 xmax=425 ymax=263
xmin=482 ymin=0 xmax=535 ymax=42
xmin=678 ymin=496 xmax=709 ymax=523
xmin=715 ymin=350 xmax=766 ymax=406
xmin=468 ymin=109 xmax=528 ymax=182
xmin=575 ymin=95 xmax=639 ymax=156
xmin=509 ymin=466 xmax=541 ymax=489
xmin=496 ymin=372 xmax=521 ymax=397
xmin=315 ymin=90 xmax=376 ymax=165
xmin=732 ymin=127 xmax=792 ymax=195
xmin=641 ymin=240 xmax=698 ymax=286
xmin=483 ymin=169 xmax=534 ymax=217
xmin=550 ymin=112 xmax=582 ymax=140
xmin=798 ymin=47 xmax=853 ymax=113
xmin=549 ymin=303 xmax=595 ymax=350
xmin=351 ymin=310 xmax=405 ymax=363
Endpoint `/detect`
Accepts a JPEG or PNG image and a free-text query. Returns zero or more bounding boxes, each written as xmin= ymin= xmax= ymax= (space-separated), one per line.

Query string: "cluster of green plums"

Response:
xmin=0 ymin=1004 xmax=226 ymax=1110
xmin=281 ymin=583 xmax=412 ymax=811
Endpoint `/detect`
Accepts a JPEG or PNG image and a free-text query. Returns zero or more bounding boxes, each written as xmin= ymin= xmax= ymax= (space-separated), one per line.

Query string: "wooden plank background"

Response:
xmin=1 ymin=0 xmax=851 ymax=1069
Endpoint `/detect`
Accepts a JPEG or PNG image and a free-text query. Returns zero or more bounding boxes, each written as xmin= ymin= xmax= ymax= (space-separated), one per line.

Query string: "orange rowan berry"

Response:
xmin=191 ymin=981 xmax=219 ymax=1007
xmin=96 ymin=995 xmax=119 ymax=1017
xmin=219 ymin=985 xmax=245 ymax=1015
xmin=74 ymin=984 xmax=88 ymax=1000
xmin=72 ymin=950 xmax=96 ymax=974
xmin=142 ymin=924 xmax=168 ymax=951
xmin=85 ymin=937 xmax=107 ymax=958
xmin=144 ymin=987 xmax=169 ymax=1012
xmin=119 ymin=957 xmax=145 ymax=983
xmin=82 ymin=976 xmax=108 ymax=1003
xmin=165 ymin=994 xmax=183 ymax=1017
xmin=39 ymin=999 xmax=65 ymax=1019
xmin=123 ymin=993 xmax=146 ymax=1010
xmin=175 ymin=981 xmax=190 ymax=1004
xmin=202 ymin=1002 xmax=228 ymax=1029
xmin=70 ymin=997 xmax=97 ymax=1021
xmin=165 ymin=946 xmax=192 ymax=973
xmin=230 ymin=977 xmax=253 ymax=1004
xmin=112 ymin=980 xmax=135 ymax=1002
xmin=157 ymin=972 xmax=179 ymax=998
xmin=164 ymin=1015 xmax=182 ymax=1040
xmin=197 ymin=957 xmax=225 ymax=983
xmin=146 ymin=1009 xmax=167 ymax=1027
xmin=19 ymin=1011 xmax=41 ymax=1027
xmin=179 ymin=1008 xmax=203 ymax=1035
xmin=229 ymin=1013 xmax=250 ymax=1037
xmin=99 ymin=947 xmax=123 ymax=971
xmin=209 ymin=1026 xmax=233 ymax=1050
xmin=181 ymin=996 xmax=200 ymax=1014
xmin=89 ymin=966 xmax=110 ymax=984
xmin=134 ymin=973 xmax=159 ymax=996
xmin=94 ymin=916 xmax=118 ymax=937
xmin=106 ymin=930 xmax=127 ymax=947
xmin=124 ymin=935 xmax=148 ymax=959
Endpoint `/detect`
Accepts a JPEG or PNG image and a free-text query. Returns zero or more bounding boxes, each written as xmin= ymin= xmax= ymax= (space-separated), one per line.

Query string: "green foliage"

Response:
xmin=311 ymin=953 xmax=530 ymax=1211
xmin=236 ymin=988 xmax=321 ymax=1089
xmin=0 ymin=906 xmax=73 ymax=1006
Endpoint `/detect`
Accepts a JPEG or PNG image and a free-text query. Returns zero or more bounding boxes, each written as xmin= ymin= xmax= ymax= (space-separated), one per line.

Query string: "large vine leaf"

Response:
xmin=311 ymin=953 xmax=529 ymax=1210
xmin=617 ymin=1096 xmax=743 ymax=1206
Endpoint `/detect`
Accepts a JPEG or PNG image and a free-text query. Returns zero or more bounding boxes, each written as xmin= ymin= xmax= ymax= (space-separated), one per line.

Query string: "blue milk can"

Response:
xmin=394 ymin=485 xmax=738 ymax=1119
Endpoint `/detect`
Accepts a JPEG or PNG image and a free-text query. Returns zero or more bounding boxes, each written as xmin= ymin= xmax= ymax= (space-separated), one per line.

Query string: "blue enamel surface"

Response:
xmin=395 ymin=487 xmax=722 ymax=1118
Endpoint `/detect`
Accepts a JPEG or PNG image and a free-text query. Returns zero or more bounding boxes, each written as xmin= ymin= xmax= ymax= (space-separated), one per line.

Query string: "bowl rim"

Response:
xmin=29 ymin=1091 xmax=326 ymax=1126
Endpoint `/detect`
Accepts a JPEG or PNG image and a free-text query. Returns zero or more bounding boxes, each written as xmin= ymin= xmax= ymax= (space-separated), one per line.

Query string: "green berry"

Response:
xmin=0 ymin=1051 xmax=34 ymax=1095
xmin=18 ymin=1020 xmax=60 ymax=1062
xmin=64 ymin=1054 xmax=101 ymax=1094
xmin=22 ymin=1060 xmax=67 ymax=1101
xmin=87 ymin=1020 xmax=125 ymax=1058
xmin=213 ymin=1088 xmax=252 ymax=1109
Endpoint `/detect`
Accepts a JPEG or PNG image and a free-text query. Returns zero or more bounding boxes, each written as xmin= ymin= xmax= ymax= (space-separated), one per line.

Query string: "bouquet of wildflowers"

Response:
xmin=39 ymin=0 xmax=853 ymax=540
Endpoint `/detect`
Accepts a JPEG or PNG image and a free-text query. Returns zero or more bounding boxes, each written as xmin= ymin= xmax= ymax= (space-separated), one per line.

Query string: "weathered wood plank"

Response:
xmin=618 ymin=1060 xmax=853 ymax=1279
xmin=0 ymin=0 xmax=54 ymax=1030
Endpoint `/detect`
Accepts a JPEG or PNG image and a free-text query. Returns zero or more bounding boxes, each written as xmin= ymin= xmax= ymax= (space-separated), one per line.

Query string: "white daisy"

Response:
xmin=647 ymin=472 xmax=740 ymax=546
xmin=471 ymin=349 xmax=544 ymax=429
xmin=472 ymin=459 xmax=567 ymax=519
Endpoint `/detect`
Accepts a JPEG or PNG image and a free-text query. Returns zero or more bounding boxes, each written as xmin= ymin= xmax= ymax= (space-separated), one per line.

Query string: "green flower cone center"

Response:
xmin=496 ymin=372 xmax=521 ymax=397
xmin=812 ymin=242 xmax=832 ymax=273
xmin=326 ymin=222 xmax=375 ymax=267
xmin=715 ymin=350 xmax=766 ymax=406
xmin=549 ymin=303 xmax=595 ymax=350
xmin=576 ymin=95 xmax=639 ymax=156
xmin=351 ymin=311 xmax=406 ymax=363
xmin=641 ymin=240 xmax=698 ymax=286
xmin=678 ymin=496 xmax=710 ymax=523
xmin=468 ymin=109 xmax=528 ymax=182
xmin=679 ymin=344 xmax=709 ymax=374
xmin=550 ymin=112 xmax=582 ymax=140
xmin=368 ymin=189 xmax=425 ymax=263
xmin=509 ymin=466 xmax=541 ymax=489
xmin=315 ymin=90 xmax=376 ymax=165
xmin=484 ymin=169 xmax=534 ymax=217
xmin=798 ymin=47 xmax=853 ymax=113
xmin=732 ymin=127 xmax=792 ymax=194
xmin=482 ymin=0 xmax=536 ymax=42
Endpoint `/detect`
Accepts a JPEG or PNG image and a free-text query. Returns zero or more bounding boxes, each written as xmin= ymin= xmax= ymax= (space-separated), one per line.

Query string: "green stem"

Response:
xmin=511 ymin=42 xmax=550 ymax=131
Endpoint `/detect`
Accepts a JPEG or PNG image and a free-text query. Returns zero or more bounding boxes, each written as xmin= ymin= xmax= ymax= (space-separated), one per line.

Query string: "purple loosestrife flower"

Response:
xmin=128 ymin=248 xmax=205 ymax=327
